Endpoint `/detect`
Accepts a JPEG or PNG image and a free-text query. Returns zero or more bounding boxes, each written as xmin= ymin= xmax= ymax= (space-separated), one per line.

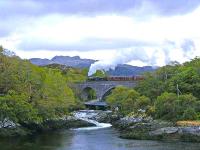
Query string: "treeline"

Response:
xmin=107 ymin=59 xmax=200 ymax=121
xmin=0 ymin=46 xmax=84 ymax=126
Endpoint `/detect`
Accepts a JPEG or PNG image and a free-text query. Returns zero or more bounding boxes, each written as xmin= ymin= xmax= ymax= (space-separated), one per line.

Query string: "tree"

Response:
xmin=0 ymin=90 xmax=41 ymax=124
xmin=136 ymin=58 xmax=200 ymax=101
xmin=106 ymin=86 xmax=150 ymax=115
xmin=0 ymin=47 xmax=77 ymax=125
xmin=92 ymin=70 xmax=107 ymax=78
xmin=155 ymin=92 xmax=199 ymax=121
xmin=135 ymin=72 xmax=164 ymax=101
xmin=0 ymin=46 xmax=3 ymax=54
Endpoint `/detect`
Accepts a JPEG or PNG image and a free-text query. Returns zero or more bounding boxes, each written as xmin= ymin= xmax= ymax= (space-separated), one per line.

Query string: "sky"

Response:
xmin=1 ymin=0 xmax=200 ymax=68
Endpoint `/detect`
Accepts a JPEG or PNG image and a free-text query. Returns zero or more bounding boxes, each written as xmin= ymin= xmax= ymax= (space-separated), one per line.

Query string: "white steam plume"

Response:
xmin=88 ymin=48 xmax=149 ymax=76
xmin=88 ymin=39 xmax=197 ymax=76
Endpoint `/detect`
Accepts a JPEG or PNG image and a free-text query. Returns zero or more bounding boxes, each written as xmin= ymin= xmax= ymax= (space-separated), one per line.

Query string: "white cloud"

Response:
xmin=1 ymin=5 xmax=200 ymax=68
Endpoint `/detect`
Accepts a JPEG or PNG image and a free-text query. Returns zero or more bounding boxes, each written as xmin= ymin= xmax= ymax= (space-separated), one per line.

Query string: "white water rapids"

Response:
xmin=73 ymin=110 xmax=112 ymax=130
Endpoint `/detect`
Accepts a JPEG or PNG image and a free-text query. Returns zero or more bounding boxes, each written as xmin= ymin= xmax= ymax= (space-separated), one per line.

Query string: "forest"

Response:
xmin=0 ymin=46 xmax=86 ymax=127
xmin=107 ymin=58 xmax=200 ymax=121
xmin=1 ymin=45 xmax=200 ymax=130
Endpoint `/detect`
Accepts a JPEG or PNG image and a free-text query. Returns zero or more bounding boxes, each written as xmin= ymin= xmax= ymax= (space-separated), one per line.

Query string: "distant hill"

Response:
xmin=30 ymin=56 xmax=95 ymax=68
xmin=29 ymin=56 xmax=156 ymax=76
xmin=29 ymin=58 xmax=53 ymax=66
xmin=106 ymin=64 xmax=156 ymax=76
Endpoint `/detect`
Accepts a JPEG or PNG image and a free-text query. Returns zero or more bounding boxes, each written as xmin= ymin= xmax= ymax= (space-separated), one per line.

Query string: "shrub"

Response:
xmin=155 ymin=92 xmax=199 ymax=121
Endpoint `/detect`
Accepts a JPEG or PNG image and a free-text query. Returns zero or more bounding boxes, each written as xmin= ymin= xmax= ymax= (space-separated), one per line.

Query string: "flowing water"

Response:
xmin=1 ymin=110 xmax=200 ymax=150
xmin=73 ymin=110 xmax=112 ymax=130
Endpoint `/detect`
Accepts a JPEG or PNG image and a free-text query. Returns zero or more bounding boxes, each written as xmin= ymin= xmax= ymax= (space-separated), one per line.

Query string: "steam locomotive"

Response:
xmin=88 ymin=76 xmax=144 ymax=81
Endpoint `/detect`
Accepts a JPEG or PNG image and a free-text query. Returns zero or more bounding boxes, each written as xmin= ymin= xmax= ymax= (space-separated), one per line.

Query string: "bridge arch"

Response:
xmin=81 ymin=86 xmax=97 ymax=101
xmin=75 ymin=80 xmax=138 ymax=101
xmin=101 ymin=87 xmax=116 ymax=101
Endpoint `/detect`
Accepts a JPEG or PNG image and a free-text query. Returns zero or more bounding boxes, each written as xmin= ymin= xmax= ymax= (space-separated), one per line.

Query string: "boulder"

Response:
xmin=179 ymin=126 xmax=200 ymax=136
xmin=90 ymin=110 xmax=113 ymax=123
xmin=114 ymin=117 xmax=200 ymax=142
xmin=0 ymin=119 xmax=17 ymax=129
xmin=113 ymin=116 xmax=153 ymax=129
xmin=149 ymin=127 xmax=179 ymax=136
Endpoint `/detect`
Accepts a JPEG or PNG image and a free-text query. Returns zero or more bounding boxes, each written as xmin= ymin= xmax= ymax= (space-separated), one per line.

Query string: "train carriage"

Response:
xmin=88 ymin=76 xmax=144 ymax=81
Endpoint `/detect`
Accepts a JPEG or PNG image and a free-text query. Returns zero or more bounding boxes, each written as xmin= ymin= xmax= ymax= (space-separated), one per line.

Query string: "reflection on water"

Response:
xmin=1 ymin=128 xmax=200 ymax=150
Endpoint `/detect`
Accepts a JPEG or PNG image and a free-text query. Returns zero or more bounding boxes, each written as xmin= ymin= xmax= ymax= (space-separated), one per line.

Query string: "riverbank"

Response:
xmin=2 ymin=128 xmax=200 ymax=150
xmin=112 ymin=115 xmax=200 ymax=142
xmin=0 ymin=110 xmax=115 ymax=137
xmin=2 ymin=110 xmax=200 ymax=143
xmin=0 ymin=110 xmax=116 ymax=137
xmin=0 ymin=115 xmax=95 ymax=137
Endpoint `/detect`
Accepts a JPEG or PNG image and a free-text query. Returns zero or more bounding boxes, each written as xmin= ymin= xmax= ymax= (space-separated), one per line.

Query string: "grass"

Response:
xmin=176 ymin=121 xmax=200 ymax=126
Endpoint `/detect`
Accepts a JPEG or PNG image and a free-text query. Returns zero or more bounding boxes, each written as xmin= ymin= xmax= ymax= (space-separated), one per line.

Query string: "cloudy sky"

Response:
xmin=1 ymin=0 xmax=200 ymax=67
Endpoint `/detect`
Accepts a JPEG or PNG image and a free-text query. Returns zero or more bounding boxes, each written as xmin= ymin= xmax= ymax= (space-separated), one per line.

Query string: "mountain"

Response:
xmin=30 ymin=56 xmax=95 ymax=68
xmin=29 ymin=56 xmax=156 ymax=76
xmin=52 ymin=56 xmax=95 ymax=68
xmin=29 ymin=58 xmax=53 ymax=66
xmin=106 ymin=64 xmax=156 ymax=76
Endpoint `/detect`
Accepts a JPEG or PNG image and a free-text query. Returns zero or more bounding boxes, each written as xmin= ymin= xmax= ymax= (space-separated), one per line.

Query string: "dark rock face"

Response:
xmin=39 ymin=117 xmax=95 ymax=131
xmin=0 ymin=127 xmax=29 ymax=137
xmin=149 ymin=127 xmax=179 ymax=135
xmin=0 ymin=119 xmax=17 ymax=128
xmin=0 ymin=119 xmax=27 ymax=137
xmin=24 ymin=116 xmax=95 ymax=131
xmin=0 ymin=116 xmax=94 ymax=137
xmin=90 ymin=110 xmax=113 ymax=123
xmin=113 ymin=116 xmax=153 ymax=130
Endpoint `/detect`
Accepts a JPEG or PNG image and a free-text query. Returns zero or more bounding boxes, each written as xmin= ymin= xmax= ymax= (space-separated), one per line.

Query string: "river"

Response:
xmin=1 ymin=128 xmax=200 ymax=150
xmin=1 ymin=110 xmax=200 ymax=150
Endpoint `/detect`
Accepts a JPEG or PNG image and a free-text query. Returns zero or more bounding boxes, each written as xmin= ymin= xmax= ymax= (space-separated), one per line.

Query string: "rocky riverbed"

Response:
xmin=0 ymin=110 xmax=116 ymax=137
xmin=0 ymin=116 xmax=94 ymax=137
xmin=1 ymin=110 xmax=200 ymax=143
xmin=112 ymin=115 xmax=200 ymax=142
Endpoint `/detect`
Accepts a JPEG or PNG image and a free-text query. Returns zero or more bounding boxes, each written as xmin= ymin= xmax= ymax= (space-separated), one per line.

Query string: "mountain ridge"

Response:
xmin=29 ymin=56 xmax=156 ymax=76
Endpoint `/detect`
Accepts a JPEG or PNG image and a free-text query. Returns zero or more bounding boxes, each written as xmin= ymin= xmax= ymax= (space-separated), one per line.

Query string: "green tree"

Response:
xmin=106 ymin=86 xmax=150 ymax=115
xmin=0 ymin=90 xmax=41 ymax=124
xmin=0 ymin=46 xmax=77 ymax=126
xmin=92 ymin=70 xmax=107 ymax=78
xmin=135 ymin=72 xmax=165 ymax=101
xmin=155 ymin=92 xmax=199 ymax=121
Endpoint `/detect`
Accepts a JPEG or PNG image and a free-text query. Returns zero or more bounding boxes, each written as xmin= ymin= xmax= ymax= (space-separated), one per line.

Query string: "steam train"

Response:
xmin=88 ymin=75 xmax=144 ymax=81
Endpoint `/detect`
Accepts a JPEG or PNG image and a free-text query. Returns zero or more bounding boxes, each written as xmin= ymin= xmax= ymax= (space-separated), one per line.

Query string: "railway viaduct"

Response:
xmin=75 ymin=80 xmax=138 ymax=101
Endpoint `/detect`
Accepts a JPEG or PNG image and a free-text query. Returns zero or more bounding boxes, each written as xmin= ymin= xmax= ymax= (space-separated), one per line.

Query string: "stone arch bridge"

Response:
xmin=75 ymin=80 xmax=138 ymax=101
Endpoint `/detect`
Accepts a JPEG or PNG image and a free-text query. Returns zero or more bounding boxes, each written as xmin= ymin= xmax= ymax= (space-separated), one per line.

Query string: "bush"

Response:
xmin=182 ymin=108 xmax=197 ymax=120
xmin=0 ymin=90 xmax=41 ymax=124
xmin=106 ymin=86 xmax=150 ymax=115
xmin=155 ymin=92 xmax=199 ymax=121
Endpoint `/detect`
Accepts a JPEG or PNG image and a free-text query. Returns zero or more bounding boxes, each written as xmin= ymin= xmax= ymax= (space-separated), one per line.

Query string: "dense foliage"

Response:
xmin=44 ymin=64 xmax=88 ymax=83
xmin=107 ymin=58 xmax=200 ymax=121
xmin=106 ymin=86 xmax=150 ymax=115
xmin=91 ymin=70 xmax=107 ymax=78
xmin=155 ymin=92 xmax=200 ymax=121
xmin=136 ymin=60 xmax=200 ymax=100
xmin=1 ymin=44 xmax=200 ymax=125
xmin=136 ymin=58 xmax=200 ymax=121
xmin=0 ymin=46 xmax=78 ymax=126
